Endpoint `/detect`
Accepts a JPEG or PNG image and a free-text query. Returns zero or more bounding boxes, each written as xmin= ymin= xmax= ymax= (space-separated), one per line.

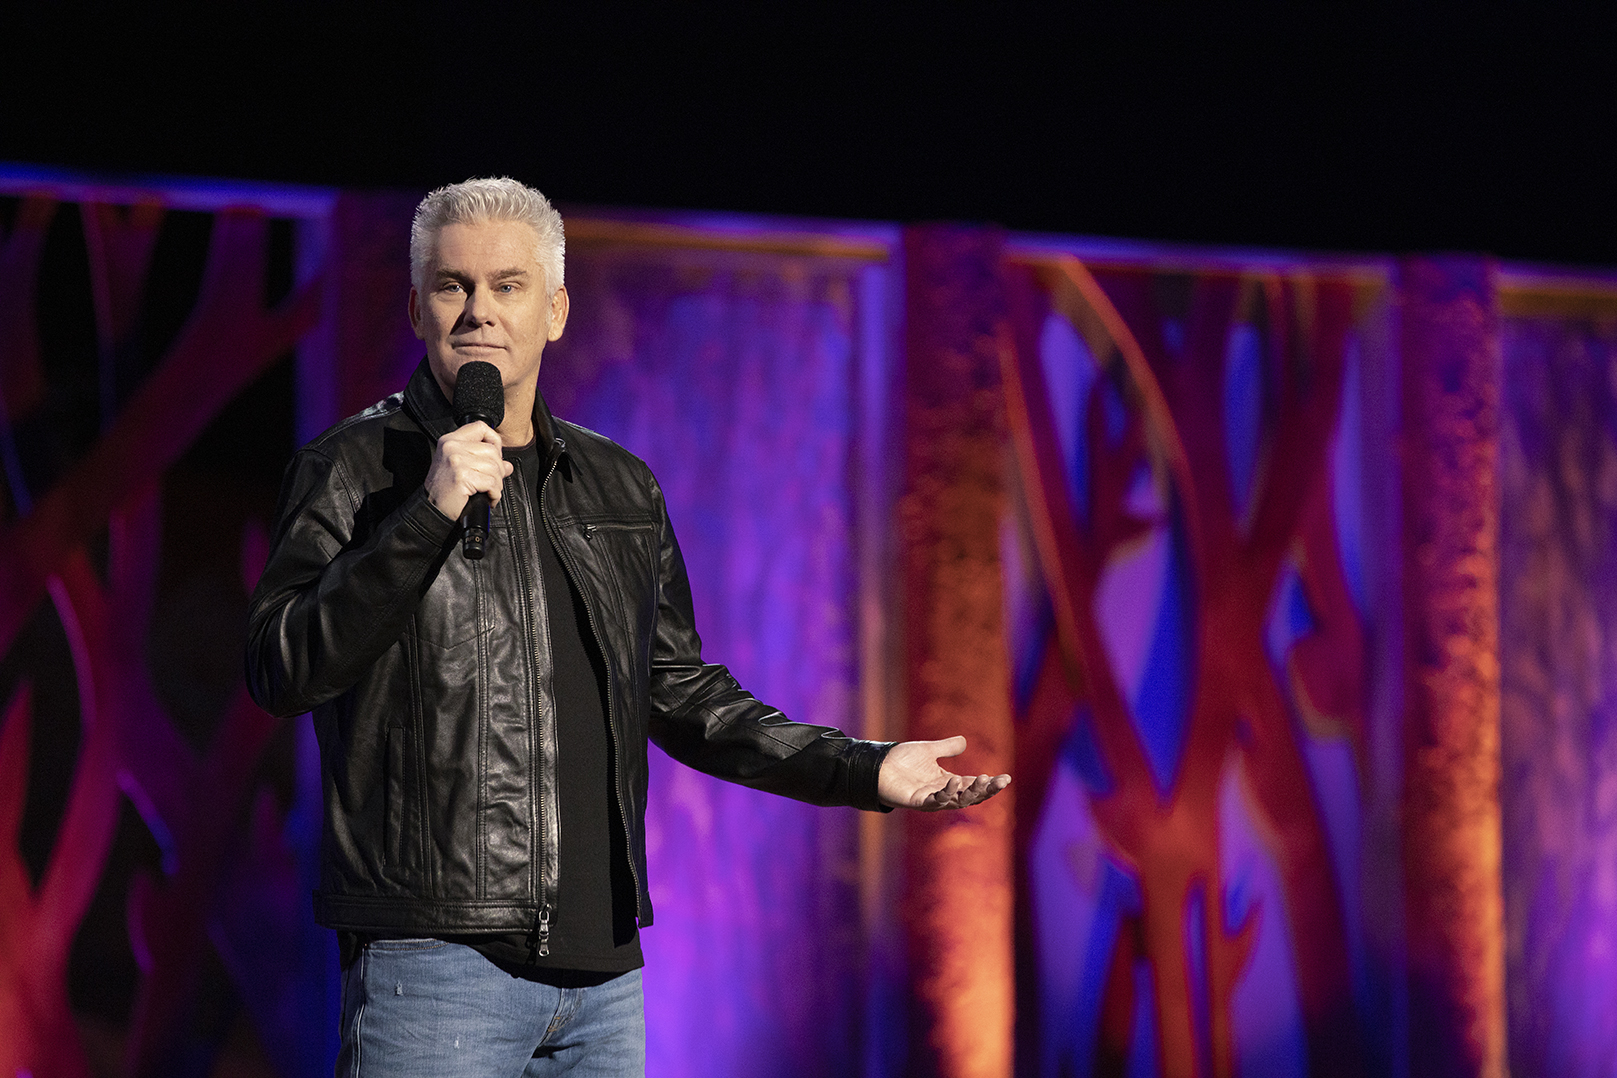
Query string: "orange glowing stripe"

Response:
xmin=563 ymin=217 xmax=892 ymax=261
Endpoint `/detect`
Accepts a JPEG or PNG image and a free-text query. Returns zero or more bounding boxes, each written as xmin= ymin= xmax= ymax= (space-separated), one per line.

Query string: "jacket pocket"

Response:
xmin=410 ymin=551 xmax=490 ymax=651
xmin=580 ymin=521 xmax=658 ymax=635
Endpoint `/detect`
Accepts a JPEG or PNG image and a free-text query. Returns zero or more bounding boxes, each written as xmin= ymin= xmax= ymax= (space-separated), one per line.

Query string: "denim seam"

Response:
xmin=348 ymin=949 xmax=367 ymax=1078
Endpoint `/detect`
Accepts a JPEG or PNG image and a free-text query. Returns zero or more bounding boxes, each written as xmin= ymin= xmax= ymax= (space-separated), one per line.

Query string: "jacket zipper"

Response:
xmin=547 ymin=467 xmax=646 ymax=924
xmin=528 ymin=903 xmax=551 ymax=961
xmin=508 ymin=456 xmax=552 ymax=955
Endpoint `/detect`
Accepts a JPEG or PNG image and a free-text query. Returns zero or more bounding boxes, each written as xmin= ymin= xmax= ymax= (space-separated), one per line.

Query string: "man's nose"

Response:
xmin=458 ymin=287 xmax=494 ymax=326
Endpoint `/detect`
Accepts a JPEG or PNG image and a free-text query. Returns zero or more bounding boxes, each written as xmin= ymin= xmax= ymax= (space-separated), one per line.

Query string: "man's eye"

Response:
xmin=499 ymin=283 xmax=516 ymax=293
xmin=440 ymin=283 xmax=463 ymax=294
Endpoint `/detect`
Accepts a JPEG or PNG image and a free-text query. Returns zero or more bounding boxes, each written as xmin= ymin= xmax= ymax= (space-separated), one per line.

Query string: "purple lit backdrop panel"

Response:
xmin=1500 ymin=312 xmax=1617 ymax=1078
xmin=541 ymin=246 xmax=887 ymax=1078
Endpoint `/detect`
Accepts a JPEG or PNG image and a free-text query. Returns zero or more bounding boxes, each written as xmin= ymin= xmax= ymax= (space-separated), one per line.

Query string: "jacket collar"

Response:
xmin=403 ymin=357 xmax=567 ymax=460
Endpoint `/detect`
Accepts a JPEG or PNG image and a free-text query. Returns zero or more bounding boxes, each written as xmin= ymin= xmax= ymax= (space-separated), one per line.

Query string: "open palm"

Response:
xmin=877 ymin=736 xmax=1011 ymax=811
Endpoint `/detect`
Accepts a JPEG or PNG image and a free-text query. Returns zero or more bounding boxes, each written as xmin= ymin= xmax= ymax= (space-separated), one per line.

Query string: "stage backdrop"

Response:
xmin=1498 ymin=280 xmax=1617 ymax=1078
xmin=2 ymin=165 xmax=1617 ymax=1078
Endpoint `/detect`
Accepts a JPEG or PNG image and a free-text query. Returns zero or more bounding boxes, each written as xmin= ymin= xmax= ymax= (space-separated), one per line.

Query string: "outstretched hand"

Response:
xmin=877 ymin=736 xmax=1011 ymax=811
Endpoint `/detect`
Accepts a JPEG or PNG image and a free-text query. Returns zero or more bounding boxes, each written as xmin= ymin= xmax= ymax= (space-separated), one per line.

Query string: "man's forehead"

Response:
xmin=429 ymin=262 xmax=533 ymax=280
xmin=426 ymin=220 xmax=543 ymax=269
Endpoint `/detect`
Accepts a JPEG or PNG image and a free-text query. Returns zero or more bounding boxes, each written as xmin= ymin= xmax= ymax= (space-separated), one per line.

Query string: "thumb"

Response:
xmin=928 ymin=735 xmax=968 ymax=759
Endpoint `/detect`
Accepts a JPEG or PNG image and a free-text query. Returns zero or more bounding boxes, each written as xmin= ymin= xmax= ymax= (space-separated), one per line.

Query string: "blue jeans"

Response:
xmin=337 ymin=939 xmax=645 ymax=1077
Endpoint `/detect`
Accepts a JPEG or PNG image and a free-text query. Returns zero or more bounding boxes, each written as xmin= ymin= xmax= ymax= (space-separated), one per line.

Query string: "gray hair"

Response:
xmin=409 ymin=177 xmax=565 ymax=295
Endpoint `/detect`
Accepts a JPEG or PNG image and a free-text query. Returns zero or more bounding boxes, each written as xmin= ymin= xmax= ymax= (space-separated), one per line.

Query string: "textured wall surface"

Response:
xmin=1499 ymin=311 xmax=1617 ymax=1078
xmin=1397 ymin=256 xmax=1506 ymax=1078
xmin=898 ymin=225 xmax=1017 ymax=1078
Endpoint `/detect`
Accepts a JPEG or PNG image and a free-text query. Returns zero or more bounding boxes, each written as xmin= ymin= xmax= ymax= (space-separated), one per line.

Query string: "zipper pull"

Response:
xmin=536 ymin=905 xmax=551 ymax=958
xmin=584 ymin=523 xmax=596 ymax=541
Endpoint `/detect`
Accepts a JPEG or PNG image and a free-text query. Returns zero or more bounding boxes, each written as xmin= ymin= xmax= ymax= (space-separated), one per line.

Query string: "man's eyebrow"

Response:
xmin=431 ymin=267 xmax=531 ymax=283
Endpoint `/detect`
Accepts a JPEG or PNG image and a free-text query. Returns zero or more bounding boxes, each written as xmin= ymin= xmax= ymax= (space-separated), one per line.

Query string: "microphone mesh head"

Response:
xmin=452 ymin=361 xmax=506 ymax=428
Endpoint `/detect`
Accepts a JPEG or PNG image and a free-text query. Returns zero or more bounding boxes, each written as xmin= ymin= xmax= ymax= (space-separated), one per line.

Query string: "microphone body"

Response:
xmin=451 ymin=362 xmax=507 ymax=560
xmin=461 ymin=497 xmax=493 ymax=560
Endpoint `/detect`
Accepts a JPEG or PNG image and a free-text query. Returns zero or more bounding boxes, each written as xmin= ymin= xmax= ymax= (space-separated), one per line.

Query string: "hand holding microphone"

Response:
xmin=424 ymin=361 xmax=509 ymax=560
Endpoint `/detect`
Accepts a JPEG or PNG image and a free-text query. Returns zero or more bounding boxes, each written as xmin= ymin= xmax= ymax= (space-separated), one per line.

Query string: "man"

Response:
xmin=245 ymin=177 xmax=1008 ymax=1077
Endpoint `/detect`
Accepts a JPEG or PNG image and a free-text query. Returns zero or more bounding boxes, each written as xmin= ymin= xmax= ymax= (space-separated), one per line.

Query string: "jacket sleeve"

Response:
xmin=245 ymin=446 xmax=457 ymax=718
xmin=642 ymin=475 xmax=895 ymax=811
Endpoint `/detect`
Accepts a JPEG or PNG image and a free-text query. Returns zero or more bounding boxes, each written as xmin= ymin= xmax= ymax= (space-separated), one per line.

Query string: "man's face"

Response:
xmin=409 ymin=219 xmax=569 ymax=402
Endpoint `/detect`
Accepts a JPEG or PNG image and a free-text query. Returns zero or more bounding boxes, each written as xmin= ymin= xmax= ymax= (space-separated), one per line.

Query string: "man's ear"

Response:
xmin=547 ymin=285 xmax=570 ymax=342
xmin=408 ymin=287 xmax=425 ymax=340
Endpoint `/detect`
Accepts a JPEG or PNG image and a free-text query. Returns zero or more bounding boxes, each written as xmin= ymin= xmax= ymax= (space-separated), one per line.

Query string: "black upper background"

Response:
xmin=4 ymin=5 xmax=1615 ymax=266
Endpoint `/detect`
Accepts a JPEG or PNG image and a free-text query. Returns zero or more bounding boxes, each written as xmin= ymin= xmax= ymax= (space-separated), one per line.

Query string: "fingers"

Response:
xmin=961 ymin=773 xmax=1010 ymax=807
xmin=427 ymin=423 xmax=509 ymax=519
xmin=916 ymin=772 xmax=1012 ymax=811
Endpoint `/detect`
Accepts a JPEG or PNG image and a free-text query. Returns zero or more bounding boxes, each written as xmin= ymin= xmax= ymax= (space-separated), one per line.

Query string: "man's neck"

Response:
xmin=496 ymin=383 xmax=537 ymax=448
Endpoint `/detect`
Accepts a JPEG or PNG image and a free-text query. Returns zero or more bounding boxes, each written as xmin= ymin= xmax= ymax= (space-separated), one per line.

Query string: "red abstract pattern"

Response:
xmin=0 ymin=192 xmax=323 ymax=1077
xmin=1003 ymin=255 xmax=1367 ymax=1077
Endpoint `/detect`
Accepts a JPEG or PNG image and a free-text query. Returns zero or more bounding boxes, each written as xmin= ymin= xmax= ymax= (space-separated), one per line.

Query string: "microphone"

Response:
xmin=451 ymin=361 xmax=506 ymax=560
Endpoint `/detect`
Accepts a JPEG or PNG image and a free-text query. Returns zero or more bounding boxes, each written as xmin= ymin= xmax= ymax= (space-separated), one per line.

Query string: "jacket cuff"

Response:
xmin=402 ymin=486 xmax=459 ymax=544
xmin=848 ymin=738 xmax=899 ymax=812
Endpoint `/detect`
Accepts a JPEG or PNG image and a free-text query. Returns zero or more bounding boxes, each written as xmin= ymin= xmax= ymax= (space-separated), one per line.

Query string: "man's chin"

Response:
xmin=444 ymin=351 xmax=508 ymax=379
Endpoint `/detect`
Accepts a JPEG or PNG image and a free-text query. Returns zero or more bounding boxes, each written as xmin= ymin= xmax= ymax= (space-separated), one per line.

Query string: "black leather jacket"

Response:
xmin=246 ymin=360 xmax=891 ymax=941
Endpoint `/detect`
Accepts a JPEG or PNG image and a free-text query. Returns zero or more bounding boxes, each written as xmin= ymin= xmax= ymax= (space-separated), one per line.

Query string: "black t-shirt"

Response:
xmin=460 ymin=440 xmax=643 ymax=979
